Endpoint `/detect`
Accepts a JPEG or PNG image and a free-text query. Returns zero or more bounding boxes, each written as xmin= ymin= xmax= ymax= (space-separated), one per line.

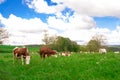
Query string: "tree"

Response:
xmin=92 ymin=33 xmax=107 ymax=46
xmin=51 ymin=36 xmax=79 ymax=52
xmin=79 ymin=45 xmax=88 ymax=52
xmin=87 ymin=34 xmax=107 ymax=52
xmin=42 ymin=30 xmax=57 ymax=45
xmin=0 ymin=28 xmax=8 ymax=44
xmin=87 ymin=40 xmax=100 ymax=52
xmin=0 ymin=20 xmax=8 ymax=44
xmin=42 ymin=30 xmax=49 ymax=45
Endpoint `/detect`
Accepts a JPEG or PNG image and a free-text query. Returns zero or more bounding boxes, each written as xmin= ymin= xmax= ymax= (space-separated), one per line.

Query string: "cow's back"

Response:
xmin=13 ymin=47 xmax=29 ymax=57
xmin=40 ymin=46 xmax=50 ymax=53
xmin=39 ymin=46 xmax=56 ymax=58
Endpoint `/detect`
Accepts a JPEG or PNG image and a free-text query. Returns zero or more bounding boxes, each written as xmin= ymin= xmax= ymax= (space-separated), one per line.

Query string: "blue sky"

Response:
xmin=0 ymin=0 xmax=49 ymax=21
xmin=0 ymin=0 xmax=120 ymax=45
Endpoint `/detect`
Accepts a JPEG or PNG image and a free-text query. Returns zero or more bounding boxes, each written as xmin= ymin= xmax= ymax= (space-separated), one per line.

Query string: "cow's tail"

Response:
xmin=13 ymin=47 xmax=18 ymax=64
xmin=21 ymin=55 xmax=24 ymax=65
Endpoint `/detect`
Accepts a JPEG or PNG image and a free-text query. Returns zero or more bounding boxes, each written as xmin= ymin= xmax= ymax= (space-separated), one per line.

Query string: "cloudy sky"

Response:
xmin=0 ymin=0 xmax=120 ymax=45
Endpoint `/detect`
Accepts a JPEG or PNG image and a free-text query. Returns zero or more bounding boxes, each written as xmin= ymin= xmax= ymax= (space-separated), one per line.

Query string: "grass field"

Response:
xmin=0 ymin=45 xmax=120 ymax=80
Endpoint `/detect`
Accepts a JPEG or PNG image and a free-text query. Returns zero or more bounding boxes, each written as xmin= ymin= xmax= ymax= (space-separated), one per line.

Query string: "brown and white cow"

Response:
xmin=13 ymin=46 xmax=30 ymax=65
xmin=39 ymin=46 xmax=57 ymax=59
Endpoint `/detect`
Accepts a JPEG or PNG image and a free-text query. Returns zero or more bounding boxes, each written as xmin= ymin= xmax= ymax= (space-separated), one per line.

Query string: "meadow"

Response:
xmin=0 ymin=45 xmax=120 ymax=80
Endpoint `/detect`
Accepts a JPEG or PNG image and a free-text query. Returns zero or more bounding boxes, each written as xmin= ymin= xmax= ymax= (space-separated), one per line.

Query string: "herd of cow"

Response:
xmin=13 ymin=46 xmax=58 ymax=65
xmin=13 ymin=46 xmax=107 ymax=65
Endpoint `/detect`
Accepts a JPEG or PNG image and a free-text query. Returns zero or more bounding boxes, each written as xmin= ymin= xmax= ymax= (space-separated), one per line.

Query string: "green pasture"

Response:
xmin=0 ymin=45 xmax=120 ymax=80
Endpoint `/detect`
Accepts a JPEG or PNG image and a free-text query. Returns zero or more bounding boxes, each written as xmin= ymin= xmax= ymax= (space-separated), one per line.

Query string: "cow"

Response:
xmin=99 ymin=48 xmax=107 ymax=54
xmin=13 ymin=46 xmax=30 ymax=65
xmin=39 ymin=46 xmax=57 ymax=59
xmin=61 ymin=52 xmax=71 ymax=57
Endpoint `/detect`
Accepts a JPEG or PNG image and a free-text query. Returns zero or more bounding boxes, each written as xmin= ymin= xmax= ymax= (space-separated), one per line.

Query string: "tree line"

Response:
xmin=42 ymin=31 xmax=109 ymax=52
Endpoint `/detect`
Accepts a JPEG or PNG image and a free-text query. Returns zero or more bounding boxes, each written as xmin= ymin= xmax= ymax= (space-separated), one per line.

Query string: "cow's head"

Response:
xmin=51 ymin=50 xmax=56 ymax=55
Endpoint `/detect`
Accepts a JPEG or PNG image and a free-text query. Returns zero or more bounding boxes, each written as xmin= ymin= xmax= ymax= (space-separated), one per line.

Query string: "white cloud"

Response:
xmin=0 ymin=0 xmax=5 ymax=4
xmin=25 ymin=0 xmax=120 ymax=17
xmin=48 ymin=13 xmax=96 ymax=31
xmin=51 ymin=0 xmax=120 ymax=17
xmin=25 ymin=0 xmax=65 ymax=14
xmin=4 ymin=14 xmax=48 ymax=32
xmin=69 ymin=13 xmax=96 ymax=30
xmin=0 ymin=14 xmax=50 ymax=45
xmin=106 ymin=26 xmax=120 ymax=45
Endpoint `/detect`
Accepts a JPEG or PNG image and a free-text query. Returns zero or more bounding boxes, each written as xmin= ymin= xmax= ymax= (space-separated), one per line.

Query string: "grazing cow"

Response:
xmin=99 ymin=48 xmax=107 ymax=54
xmin=39 ymin=46 xmax=56 ymax=59
xmin=13 ymin=46 xmax=30 ymax=65
xmin=61 ymin=52 xmax=71 ymax=57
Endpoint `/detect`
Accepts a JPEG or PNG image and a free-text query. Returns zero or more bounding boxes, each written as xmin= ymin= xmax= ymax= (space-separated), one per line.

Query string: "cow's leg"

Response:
xmin=40 ymin=54 xmax=42 ymax=58
xmin=26 ymin=56 xmax=30 ymax=64
xmin=41 ymin=53 xmax=45 ymax=59
xmin=45 ymin=54 xmax=48 ymax=58
xmin=47 ymin=54 xmax=51 ymax=57
xmin=21 ymin=55 xmax=24 ymax=65
xmin=13 ymin=53 xmax=17 ymax=64
xmin=13 ymin=54 xmax=15 ymax=64
xmin=43 ymin=54 xmax=46 ymax=59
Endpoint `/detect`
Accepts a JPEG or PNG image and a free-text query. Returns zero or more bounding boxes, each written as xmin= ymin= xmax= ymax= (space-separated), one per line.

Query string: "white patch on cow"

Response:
xmin=13 ymin=47 xmax=18 ymax=50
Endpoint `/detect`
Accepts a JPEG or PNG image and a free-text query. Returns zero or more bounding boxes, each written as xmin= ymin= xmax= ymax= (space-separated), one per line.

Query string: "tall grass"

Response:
xmin=0 ymin=45 xmax=120 ymax=80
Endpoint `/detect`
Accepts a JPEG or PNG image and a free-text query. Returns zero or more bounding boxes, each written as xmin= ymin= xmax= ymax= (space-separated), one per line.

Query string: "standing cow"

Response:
xmin=99 ymin=48 xmax=107 ymax=54
xmin=13 ymin=46 xmax=30 ymax=65
xmin=39 ymin=46 xmax=56 ymax=59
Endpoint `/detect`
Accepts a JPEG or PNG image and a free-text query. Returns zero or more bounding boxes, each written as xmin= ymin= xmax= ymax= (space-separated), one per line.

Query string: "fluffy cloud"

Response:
xmin=24 ymin=0 xmax=65 ymax=14
xmin=2 ymin=14 xmax=48 ymax=32
xmin=0 ymin=14 xmax=49 ymax=45
xmin=25 ymin=0 xmax=120 ymax=17
xmin=48 ymin=13 xmax=96 ymax=31
xmin=107 ymin=26 xmax=120 ymax=45
xmin=52 ymin=0 xmax=120 ymax=17
xmin=0 ymin=0 xmax=5 ymax=4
